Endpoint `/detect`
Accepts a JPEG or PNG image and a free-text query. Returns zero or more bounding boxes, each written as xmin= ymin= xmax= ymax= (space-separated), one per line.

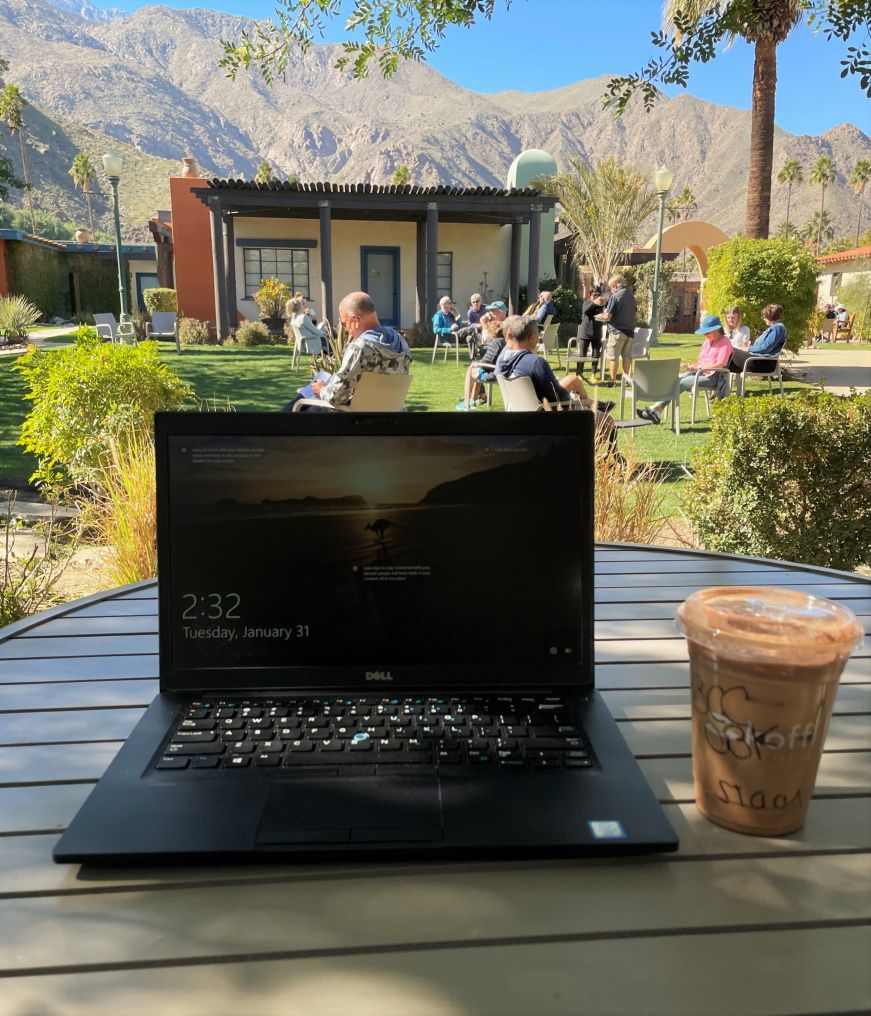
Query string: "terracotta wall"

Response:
xmin=169 ymin=176 xmax=214 ymax=325
xmin=0 ymin=239 xmax=8 ymax=297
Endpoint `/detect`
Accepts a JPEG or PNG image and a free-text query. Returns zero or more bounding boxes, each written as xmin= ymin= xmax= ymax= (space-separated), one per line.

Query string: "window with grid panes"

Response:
xmin=243 ymin=247 xmax=310 ymax=299
xmin=437 ymin=252 xmax=453 ymax=303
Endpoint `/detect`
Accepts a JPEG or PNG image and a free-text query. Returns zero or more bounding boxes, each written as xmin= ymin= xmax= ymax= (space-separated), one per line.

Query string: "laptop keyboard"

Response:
xmin=153 ymin=694 xmax=595 ymax=774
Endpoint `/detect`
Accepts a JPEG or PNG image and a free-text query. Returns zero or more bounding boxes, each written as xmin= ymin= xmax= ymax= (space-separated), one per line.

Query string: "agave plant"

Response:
xmin=0 ymin=293 xmax=41 ymax=344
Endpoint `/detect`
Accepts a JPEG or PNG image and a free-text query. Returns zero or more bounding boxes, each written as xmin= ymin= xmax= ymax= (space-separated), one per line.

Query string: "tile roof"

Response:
xmin=817 ymin=245 xmax=871 ymax=265
xmin=206 ymin=180 xmax=543 ymax=197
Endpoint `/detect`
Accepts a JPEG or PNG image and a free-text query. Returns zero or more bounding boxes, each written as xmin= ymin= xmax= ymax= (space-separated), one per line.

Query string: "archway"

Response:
xmin=643 ymin=219 xmax=729 ymax=275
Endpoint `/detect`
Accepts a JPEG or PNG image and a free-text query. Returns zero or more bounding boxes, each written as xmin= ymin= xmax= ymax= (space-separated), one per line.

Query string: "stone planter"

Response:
xmin=262 ymin=316 xmax=286 ymax=340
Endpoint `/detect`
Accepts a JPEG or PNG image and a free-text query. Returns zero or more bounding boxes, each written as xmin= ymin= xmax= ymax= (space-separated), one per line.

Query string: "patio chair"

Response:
xmin=93 ymin=313 xmax=117 ymax=342
xmin=535 ymin=322 xmax=561 ymax=368
xmin=431 ymin=332 xmax=461 ymax=366
xmin=496 ymin=374 xmax=562 ymax=412
xmin=733 ymin=354 xmax=784 ymax=397
xmin=632 ymin=327 xmax=652 ymax=360
xmin=289 ymin=322 xmax=322 ymax=368
xmin=292 ymin=371 xmax=413 ymax=412
xmin=468 ymin=360 xmax=499 ymax=406
xmin=811 ymin=318 xmax=835 ymax=345
xmin=620 ymin=357 xmax=681 ymax=434
xmin=834 ymin=314 xmax=855 ymax=342
xmin=145 ymin=312 xmax=178 ymax=341
xmin=565 ymin=326 xmax=601 ymax=377
xmin=689 ymin=367 xmax=731 ymax=424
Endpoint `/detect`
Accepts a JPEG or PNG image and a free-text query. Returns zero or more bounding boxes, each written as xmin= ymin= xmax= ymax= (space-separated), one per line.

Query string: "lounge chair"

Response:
xmin=292 ymin=371 xmax=412 ymax=412
xmin=145 ymin=312 xmax=178 ymax=341
xmin=93 ymin=314 xmax=117 ymax=342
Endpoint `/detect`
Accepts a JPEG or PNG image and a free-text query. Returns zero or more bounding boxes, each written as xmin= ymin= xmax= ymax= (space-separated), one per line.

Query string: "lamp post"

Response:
xmin=102 ymin=151 xmax=128 ymax=320
xmin=649 ymin=165 xmax=673 ymax=347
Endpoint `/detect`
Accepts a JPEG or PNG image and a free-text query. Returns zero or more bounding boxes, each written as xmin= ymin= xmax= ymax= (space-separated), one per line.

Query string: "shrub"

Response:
xmin=142 ymin=288 xmax=178 ymax=314
xmin=234 ymin=320 xmax=272 ymax=346
xmin=14 ymin=341 xmax=193 ymax=491
xmin=834 ymin=276 xmax=871 ymax=340
xmin=73 ymin=324 xmax=99 ymax=346
xmin=684 ymin=390 xmax=871 ymax=571
xmin=703 ymin=238 xmax=818 ymax=351
xmin=551 ymin=285 xmax=582 ymax=323
xmin=178 ymin=317 xmax=210 ymax=345
xmin=0 ymin=294 xmax=41 ymax=343
xmin=253 ymin=278 xmax=291 ymax=319
xmin=406 ymin=320 xmax=434 ymax=347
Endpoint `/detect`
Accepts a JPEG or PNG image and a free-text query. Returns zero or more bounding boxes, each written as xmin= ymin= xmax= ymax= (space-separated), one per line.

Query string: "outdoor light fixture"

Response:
xmin=650 ymin=165 xmax=673 ymax=347
xmin=102 ymin=151 xmax=129 ymax=319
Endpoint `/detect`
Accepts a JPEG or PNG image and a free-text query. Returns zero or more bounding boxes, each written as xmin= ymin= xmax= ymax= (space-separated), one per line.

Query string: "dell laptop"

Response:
xmin=54 ymin=411 xmax=677 ymax=864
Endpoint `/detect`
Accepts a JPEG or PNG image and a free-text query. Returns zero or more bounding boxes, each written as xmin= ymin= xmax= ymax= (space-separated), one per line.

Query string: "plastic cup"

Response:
xmin=675 ymin=586 xmax=864 ymax=836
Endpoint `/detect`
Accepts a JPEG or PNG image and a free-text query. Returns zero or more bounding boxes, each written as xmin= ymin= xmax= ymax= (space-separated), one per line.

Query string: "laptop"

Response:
xmin=53 ymin=411 xmax=677 ymax=864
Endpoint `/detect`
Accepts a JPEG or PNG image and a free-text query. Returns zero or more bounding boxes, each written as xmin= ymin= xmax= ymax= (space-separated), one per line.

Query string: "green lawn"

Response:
xmin=0 ymin=334 xmax=810 ymax=509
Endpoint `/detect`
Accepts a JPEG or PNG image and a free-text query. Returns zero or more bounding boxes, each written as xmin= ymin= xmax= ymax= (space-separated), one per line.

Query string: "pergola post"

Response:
xmin=426 ymin=203 xmax=438 ymax=321
xmin=527 ymin=203 xmax=542 ymax=302
xmin=509 ymin=217 xmax=523 ymax=315
xmin=222 ymin=212 xmax=237 ymax=333
xmin=318 ymin=200 xmax=333 ymax=327
xmin=415 ymin=218 xmax=426 ymax=323
xmin=208 ymin=197 xmax=228 ymax=342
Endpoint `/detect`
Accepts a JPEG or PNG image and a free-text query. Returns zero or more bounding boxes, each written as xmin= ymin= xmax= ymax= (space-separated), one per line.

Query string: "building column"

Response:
xmin=509 ymin=217 xmax=523 ymax=315
xmin=222 ymin=213 xmax=237 ymax=331
xmin=426 ymin=202 xmax=439 ymax=321
xmin=318 ymin=200 xmax=333 ymax=327
xmin=415 ymin=218 xmax=426 ymax=322
xmin=527 ymin=203 xmax=542 ymax=302
xmin=208 ymin=198 xmax=228 ymax=342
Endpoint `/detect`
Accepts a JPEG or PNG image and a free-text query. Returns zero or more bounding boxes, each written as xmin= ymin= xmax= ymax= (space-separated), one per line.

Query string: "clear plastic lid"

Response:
xmin=675 ymin=586 xmax=864 ymax=667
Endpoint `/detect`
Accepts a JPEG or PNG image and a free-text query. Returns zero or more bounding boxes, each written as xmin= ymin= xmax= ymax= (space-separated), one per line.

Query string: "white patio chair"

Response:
xmin=632 ymin=327 xmax=652 ymax=360
xmin=431 ymin=332 xmax=461 ymax=366
xmin=620 ymin=357 xmax=681 ymax=434
xmin=689 ymin=367 xmax=732 ymax=424
xmin=145 ymin=312 xmax=177 ymax=341
xmin=496 ymin=374 xmax=562 ymax=412
xmin=535 ymin=322 xmax=561 ymax=368
xmin=468 ymin=360 xmax=498 ymax=406
xmin=734 ymin=355 xmax=784 ymax=397
xmin=565 ymin=326 xmax=602 ymax=378
xmin=289 ymin=322 xmax=321 ymax=368
xmin=93 ymin=313 xmax=117 ymax=342
xmin=292 ymin=371 xmax=412 ymax=412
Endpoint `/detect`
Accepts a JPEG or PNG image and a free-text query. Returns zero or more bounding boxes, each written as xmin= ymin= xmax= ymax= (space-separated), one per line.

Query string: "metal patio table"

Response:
xmin=1 ymin=545 xmax=869 ymax=1015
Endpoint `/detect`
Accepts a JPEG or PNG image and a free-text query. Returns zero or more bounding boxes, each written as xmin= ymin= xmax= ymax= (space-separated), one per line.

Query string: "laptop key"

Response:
xmin=565 ymin=759 xmax=592 ymax=768
xmin=319 ymin=739 xmax=344 ymax=752
xmin=289 ymin=740 xmax=315 ymax=752
xmin=254 ymin=753 xmax=281 ymax=766
xmin=228 ymin=740 xmax=255 ymax=754
xmin=223 ymin=755 xmax=251 ymax=768
xmin=156 ymin=756 xmax=188 ymax=769
xmin=191 ymin=755 xmax=222 ymax=768
xmin=165 ymin=741 xmax=224 ymax=755
xmin=171 ymin=730 xmax=217 ymax=743
xmin=378 ymin=764 xmax=437 ymax=776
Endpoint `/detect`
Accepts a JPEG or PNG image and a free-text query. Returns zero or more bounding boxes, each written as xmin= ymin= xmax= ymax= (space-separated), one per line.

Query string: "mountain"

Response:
xmin=50 ymin=0 xmax=123 ymax=22
xmin=0 ymin=0 xmax=869 ymax=242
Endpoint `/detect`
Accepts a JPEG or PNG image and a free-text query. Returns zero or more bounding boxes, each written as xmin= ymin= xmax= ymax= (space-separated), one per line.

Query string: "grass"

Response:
xmin=0 ymin=333 xmax=819 ymax=511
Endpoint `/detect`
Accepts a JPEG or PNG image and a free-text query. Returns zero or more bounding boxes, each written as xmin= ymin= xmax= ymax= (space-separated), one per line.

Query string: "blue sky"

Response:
xmin=101 ymin=0 xmax=870 ymax=136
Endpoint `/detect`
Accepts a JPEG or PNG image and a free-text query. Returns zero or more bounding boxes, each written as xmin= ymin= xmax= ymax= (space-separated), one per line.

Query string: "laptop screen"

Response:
xmin=156 ymin=413 xmax=594 ymax=691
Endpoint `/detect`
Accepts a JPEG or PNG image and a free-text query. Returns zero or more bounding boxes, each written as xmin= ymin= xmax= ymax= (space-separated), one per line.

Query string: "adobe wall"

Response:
xmin=170 ymin=176 xmax=214 ymax=325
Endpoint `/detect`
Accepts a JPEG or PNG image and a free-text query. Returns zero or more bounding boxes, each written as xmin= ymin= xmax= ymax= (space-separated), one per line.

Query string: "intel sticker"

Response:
xmin=588 ymin=820 xmax=627 ymax=840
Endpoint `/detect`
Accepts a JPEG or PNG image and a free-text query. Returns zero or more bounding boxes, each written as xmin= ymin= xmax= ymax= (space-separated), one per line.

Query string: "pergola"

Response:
xmin=194 ymin=180 xmax=557 ymax=340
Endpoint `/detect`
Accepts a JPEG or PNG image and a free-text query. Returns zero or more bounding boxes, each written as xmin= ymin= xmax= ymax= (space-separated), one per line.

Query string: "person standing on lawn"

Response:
xmin=637 ymin=314 xmax=733 ymax=425
xmin=595 ymin=274 xmax=637 ymax=387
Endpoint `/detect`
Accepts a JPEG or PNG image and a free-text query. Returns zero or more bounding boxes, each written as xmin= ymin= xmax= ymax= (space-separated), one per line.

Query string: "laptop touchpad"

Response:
xmin=257 ymin=777 xmax=444 ymax=845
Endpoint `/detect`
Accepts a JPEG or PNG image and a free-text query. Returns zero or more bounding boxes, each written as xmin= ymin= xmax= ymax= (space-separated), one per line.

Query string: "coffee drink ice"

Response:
xmin=676 ymin=587 xmax=863 ymax=836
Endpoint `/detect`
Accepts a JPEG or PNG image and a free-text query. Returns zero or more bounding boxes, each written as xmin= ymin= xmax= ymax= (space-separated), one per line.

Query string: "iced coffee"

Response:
xmin=676 ymin=586 xmax=863 ymax=836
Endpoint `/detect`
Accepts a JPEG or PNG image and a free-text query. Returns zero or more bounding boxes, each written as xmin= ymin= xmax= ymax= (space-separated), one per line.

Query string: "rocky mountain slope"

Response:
xmin=0 ymin=0 xmax=868 ymax=241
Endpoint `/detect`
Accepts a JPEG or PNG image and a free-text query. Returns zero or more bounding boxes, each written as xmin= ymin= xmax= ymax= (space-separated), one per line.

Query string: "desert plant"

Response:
xmin=703 ymin=238 xmax=818 ymax=351
xmin=177 ymin=317 xmax=210 ymax=345
xmin=684 ymin=390 xmax=871 ymax=571
xmin=0 ymin=492 xmax=74 ymax=626
xmin=310 ymin=322 xmax=350 ymax=375
xmin=234 ymin=320 xmax=272 ymax=346
xmin=253 ymin=278 xmax=291 ymax=319
xmin=80 ymin=426 xmax=156 ymax=586
xmin=142 ymin=288 xmax=178 ymax=314
xmin=405 ymin=319 xmax=435 ymax=347
xmin=14 ymin=341 xmax=192 ymax=492
xmin=0 ymin=293 xmax=41 ymax=343
xmin=594 ymin=442 xmax=667 ymax=545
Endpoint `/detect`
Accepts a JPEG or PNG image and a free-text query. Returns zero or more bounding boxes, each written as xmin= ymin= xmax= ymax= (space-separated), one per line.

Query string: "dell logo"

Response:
xmin=365 ymin=670 xmax=394 ymax=682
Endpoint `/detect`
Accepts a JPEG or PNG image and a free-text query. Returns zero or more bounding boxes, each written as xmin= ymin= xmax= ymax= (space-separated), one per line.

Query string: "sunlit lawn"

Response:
xmin=0 ymin=334 xmax=810 ymax=511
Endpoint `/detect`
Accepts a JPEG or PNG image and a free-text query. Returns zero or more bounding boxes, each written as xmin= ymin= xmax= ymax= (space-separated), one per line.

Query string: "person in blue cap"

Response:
xmin=637 ymin=314 xmax=733 ymax=424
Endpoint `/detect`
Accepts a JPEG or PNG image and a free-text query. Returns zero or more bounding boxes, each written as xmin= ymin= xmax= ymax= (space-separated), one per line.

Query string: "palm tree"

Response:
xmin=664 ymin=1 xmax=804 ymax=238
xmin=800 ymin=210 xmax=834 ymax=251
xmin=535 ymin=156 xmax=658 ymax=285
xmin=776 ymin=158 xmax=802 ymax=233
xmin=0 ymin=83 xmax=35 ymax=233
xmin=774 ymin=220 xmax=798 ymax=241
xmin=849 ymin=159 xmax=871 ymax=248
xmin=254 ymin=161 xmax=275 ymax=185
xmin=68 ymin=152 xmax=96 ymax=233
xmin=809 ymin=155 xmax=837 ymax=254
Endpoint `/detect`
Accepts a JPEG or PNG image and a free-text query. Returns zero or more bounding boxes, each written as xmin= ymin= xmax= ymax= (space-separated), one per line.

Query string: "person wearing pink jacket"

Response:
xmin=637 ymin=314 xmax=733 ymax=424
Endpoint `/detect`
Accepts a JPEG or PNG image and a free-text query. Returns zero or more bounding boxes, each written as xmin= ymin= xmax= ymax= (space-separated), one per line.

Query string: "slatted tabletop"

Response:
xmin=2 ymin=545 xmax=869 ymax=1016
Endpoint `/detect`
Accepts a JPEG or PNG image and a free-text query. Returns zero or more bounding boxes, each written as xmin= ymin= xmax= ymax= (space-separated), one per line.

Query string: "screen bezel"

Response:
xmin=155 ymin=411 xmax=594 ymax=692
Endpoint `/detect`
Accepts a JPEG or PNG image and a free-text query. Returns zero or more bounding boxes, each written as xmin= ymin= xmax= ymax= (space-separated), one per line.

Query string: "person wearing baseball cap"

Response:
xmin=637 ymin=314 xmax=732 ymax=424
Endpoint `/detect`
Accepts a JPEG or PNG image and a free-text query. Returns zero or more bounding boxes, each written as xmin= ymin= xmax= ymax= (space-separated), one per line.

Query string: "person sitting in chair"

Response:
xmin=637 ymin=314 xmax=733 ymax=425
xmin=455 ymin=303 xmax=508 ymax=410
xmin=432 ymin=296 xmax=460 ymax=350
xmin=728 ymin=304 xmax=787 ymax=375
xmin=282 ymin=291 xmax=410 ymax=411
xmin=286 ymin=296 xmax=329 ymax=353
